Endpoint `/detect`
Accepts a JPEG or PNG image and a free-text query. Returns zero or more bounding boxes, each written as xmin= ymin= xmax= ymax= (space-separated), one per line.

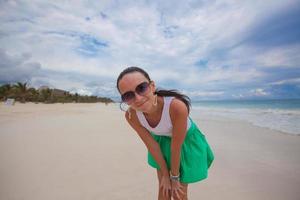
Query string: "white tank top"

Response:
xmin=136 ymin=96 xmax=191 ymax=136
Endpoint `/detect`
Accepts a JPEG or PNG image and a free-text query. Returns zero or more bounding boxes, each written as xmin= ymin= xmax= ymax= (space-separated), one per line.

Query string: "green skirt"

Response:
xmin=148 ymin=118 xmax=214 ymax=184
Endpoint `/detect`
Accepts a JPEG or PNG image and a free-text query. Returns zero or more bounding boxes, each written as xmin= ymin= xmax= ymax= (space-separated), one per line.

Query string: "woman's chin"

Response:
xmin=136 ymin=102 xmax=150 ymax=112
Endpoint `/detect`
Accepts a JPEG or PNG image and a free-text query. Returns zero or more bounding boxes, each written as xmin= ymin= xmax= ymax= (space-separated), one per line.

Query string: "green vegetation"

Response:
xmin=0 ymin=82 xmax=114 ymax=104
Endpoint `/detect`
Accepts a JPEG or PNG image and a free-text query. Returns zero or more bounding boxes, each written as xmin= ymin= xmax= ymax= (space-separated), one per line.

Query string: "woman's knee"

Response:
xmin=157 ymin=170 xmax=171 ymax=200
xmin=172 ymin=183 xmax=188 ymax=200
xmin=158 ymin=187 xmax=171 ymax=200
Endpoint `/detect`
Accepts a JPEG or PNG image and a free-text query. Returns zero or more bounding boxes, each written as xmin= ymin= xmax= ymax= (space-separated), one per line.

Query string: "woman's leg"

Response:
xmin=157 ymin=169 xmax=171 ymax=200
xmin=172 ymin=182 xmax=188 ymax=200
xmin=156 ymin=170 xmax=189 ymax=200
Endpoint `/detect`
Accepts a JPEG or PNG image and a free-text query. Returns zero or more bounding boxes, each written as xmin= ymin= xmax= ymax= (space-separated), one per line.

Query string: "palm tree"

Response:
xmin=14 ymin=82 xmax=29 ymax=103
xmin=0 ymin=84 xmax=12 ymax=101
xmin=74 ymin=93 xmax=79 ymax=102
xmin=27 ymin=87 xmax=39 ymax=102
xmin=40 ymin=88 xmax=52 ymax=103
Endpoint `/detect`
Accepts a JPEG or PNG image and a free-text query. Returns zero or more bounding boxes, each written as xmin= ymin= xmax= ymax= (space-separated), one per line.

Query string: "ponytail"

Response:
xmin=155 ymin=89 xmax=191 ymax=113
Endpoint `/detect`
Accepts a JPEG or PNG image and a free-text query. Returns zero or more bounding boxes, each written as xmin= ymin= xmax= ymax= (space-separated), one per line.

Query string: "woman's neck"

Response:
xmin=144 ymin=96 xmax=164 ymax=118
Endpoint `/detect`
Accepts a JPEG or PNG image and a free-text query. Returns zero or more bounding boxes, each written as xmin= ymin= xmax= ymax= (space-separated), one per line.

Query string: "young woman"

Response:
xmin=117 ymin=66 xmax=214 ymax=200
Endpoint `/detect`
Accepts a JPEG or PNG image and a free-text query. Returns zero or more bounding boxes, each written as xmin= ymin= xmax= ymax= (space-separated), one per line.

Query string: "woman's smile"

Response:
xmin=136 ymin=99 xmax=147 ymax=107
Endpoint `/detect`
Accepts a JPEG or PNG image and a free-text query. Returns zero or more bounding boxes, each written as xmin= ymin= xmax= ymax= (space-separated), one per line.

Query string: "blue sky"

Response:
xmin=0 ymin=0 xmax=300 ymax=101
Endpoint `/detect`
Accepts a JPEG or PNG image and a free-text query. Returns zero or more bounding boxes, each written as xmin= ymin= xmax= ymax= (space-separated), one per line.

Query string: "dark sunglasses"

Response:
xmin=121 ymin=82 xmax=150 ymax=103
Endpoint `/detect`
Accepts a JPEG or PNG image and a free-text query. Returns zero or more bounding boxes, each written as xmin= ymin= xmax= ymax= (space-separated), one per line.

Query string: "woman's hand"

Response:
xmin=159 ymin=175 xmax=171 ymax=197
xmin=171 ymin=180 xmax=184 ymax=199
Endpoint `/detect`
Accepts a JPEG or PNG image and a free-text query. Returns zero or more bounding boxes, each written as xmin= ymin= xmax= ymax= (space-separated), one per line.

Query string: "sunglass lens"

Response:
xmin=122 ymin=92 xmax=135 ymax=102
xmin=136 ymin=82 xmax=149 ymax=95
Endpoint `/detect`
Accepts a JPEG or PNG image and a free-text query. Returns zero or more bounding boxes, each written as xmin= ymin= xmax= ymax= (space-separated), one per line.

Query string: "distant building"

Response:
xmin=38 ymin=86 xmax=69 ymax=97
xmin=38 ymin=86 xmax=49 ymax=92
xmin=52 ymin=88 xmax=69 ymax=97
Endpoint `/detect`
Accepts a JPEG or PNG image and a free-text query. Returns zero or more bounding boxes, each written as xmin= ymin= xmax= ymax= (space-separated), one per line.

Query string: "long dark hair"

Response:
xmin=117 ymin=66 xmax=191 ymax=113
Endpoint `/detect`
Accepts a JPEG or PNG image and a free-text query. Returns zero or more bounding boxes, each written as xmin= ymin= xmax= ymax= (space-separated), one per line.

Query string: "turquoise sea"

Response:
xmin=190 ymin=99 xmax=300 ymax=135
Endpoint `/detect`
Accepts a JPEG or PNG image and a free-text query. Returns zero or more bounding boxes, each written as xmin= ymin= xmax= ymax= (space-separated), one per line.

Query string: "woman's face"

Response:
xmin=118 ymin=72 xmax=156 ymax=112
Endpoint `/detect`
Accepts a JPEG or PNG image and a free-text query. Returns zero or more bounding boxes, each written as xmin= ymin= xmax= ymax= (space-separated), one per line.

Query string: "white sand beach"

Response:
xmin=0 ymin=103 xmax=300 ymax=200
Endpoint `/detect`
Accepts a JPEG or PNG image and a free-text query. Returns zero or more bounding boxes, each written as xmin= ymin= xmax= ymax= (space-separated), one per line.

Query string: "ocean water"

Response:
xmin=190 ymin=99 xmax=300 ymax=135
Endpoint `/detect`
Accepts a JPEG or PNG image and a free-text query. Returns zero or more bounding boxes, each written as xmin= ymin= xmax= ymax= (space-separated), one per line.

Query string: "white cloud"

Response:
xmin=255 ymin=44 xmax=300 ymax=68
xmin=269 ymin=78 xmax=300 ymax=85
xmin=73 ymin=88 xmax=92 ymax=96
xmin=0 ymin=0 xmax=299 ymax=99
xmin=185 ymin=90 xmax=224 ymax=97
xmin=0 ymin=49 xmax=41 ymax=83
xmin=251 ymin=88 xmax=269 ymax=96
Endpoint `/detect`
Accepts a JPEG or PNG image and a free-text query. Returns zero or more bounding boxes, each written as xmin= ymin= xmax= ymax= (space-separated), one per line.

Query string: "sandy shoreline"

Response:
xmin=1 ymin=103 xmax=300 ymax=200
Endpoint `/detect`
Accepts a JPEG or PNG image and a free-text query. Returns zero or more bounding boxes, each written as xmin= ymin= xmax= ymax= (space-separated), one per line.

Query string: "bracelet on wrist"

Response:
xmin=170 ymin=172 xmax=180 ymax=181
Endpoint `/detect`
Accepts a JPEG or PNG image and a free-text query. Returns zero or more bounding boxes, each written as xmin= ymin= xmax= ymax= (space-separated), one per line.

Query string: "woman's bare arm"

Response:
xmin=169 ymin=99 xmax=189 ymax=176
xmin=124 ymin=108 xmax=169 ymax=176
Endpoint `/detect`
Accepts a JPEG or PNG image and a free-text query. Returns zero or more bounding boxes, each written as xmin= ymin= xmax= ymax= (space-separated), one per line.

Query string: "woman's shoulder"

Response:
xmin=169 ymin=97 xmax=189 ymax=117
